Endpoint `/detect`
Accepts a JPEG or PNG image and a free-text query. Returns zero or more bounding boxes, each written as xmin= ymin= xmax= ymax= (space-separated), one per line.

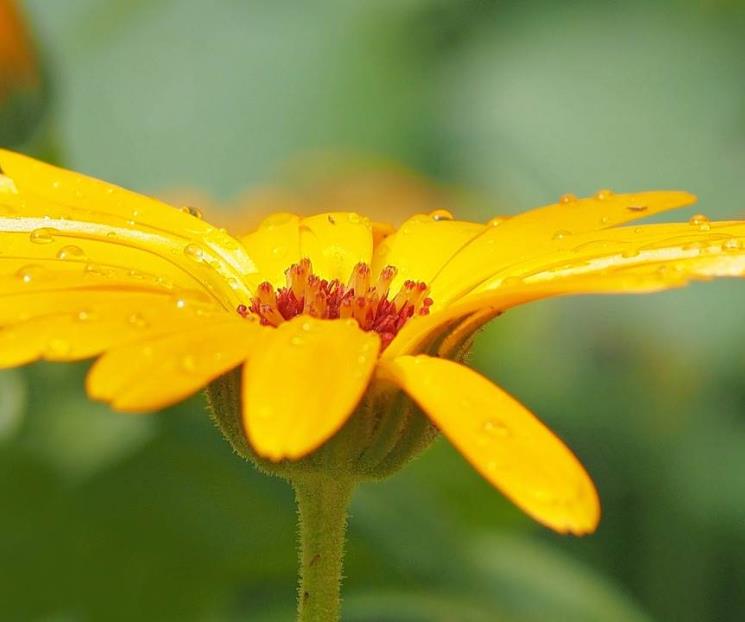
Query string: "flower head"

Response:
xmin=2 ymin=149 xmax=744 ymax=535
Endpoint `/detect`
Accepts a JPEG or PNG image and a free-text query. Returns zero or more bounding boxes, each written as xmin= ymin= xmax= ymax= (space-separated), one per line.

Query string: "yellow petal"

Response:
xmin=372 ymin=213 xmax=484 ymax=291
xmin=298 ymin=212 xmax=373 ymax=281
xmin=429 ymin=191 xmax=696 ymax=305
xmin=0 ymin=290 xmax=225 ymax=367
xmin=243 ymin=316 xmax=380 ymax=461
xmin=87 ymin=317 xmax=262 ymax=412
xmin=239 ymin=213 xmax=302 ymax=287
xmin=476 ymin=220 xmax=745 ymax=289
xmin=0 ymin=149 xmax=258 ymax=306
xmin=379 ymin=355 xmax=600 ymax=534
xmin=389 ymin=220 xmax=745 ymax=357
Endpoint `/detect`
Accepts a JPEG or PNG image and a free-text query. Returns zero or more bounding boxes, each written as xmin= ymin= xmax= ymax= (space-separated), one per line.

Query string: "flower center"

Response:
xmin=237 ymin=258 xmax=432 ymax=349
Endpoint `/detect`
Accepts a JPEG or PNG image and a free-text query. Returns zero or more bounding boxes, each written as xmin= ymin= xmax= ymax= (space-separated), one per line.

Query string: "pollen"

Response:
xmin=238 ymin=258 xmax=432 ymax=349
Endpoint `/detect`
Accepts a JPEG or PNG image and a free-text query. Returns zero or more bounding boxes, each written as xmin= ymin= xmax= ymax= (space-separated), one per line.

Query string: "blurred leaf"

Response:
xmin=0 ymin=369 xmax=26 ymax=440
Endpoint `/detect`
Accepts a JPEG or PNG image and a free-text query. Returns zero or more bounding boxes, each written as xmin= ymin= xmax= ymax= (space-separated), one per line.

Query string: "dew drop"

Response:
xmin=559 ymin=193 xmax=577 ymax=204
xmin=430 ymin=209 xmax=454 ymax=221
xmin=357 ymin=354 xmax=368 ymax=365
xmin=56 ymin=245 xmax=85 ymax=260
xmin=175 ymin=298 xmax=187 ymax=310
xmin=183 ymin=243 xmax=205 ymax=262
xmin=723 ymin=238 xmax=744 ymax=252
xmin=271 ymin=245 xmax=287 ymax=257
xmin=0 ymin=174 xmax=18 ymax=194
xmin=290 ymin=335 xmax=305 ymax=346
xmin=689 ymin=213 xmax=711 ymax=231
xmin=76 ymin=309 xmax=93 ymax=322
xmin=621 ymin=247 xmax=640 ymax=258
xmin=482 ymin=418 xmax=510 ymax=437
xmin=51 ymin=180 xmax=62 ymax=190
xmin=347 ymin=213 xmax=361 ymax=224
xmin=106 ymin=231 xmax=117 ymax=239
xmin=595 ymin=188 xmax=613 ymax=200
xmin=487 ymin=215 xmax=510 ymax=227
xmin=180 ymin=205 xmax=203 ymax=219
xmin=301 ymin=321 xmax=313 ymax=332
xmin=552 ymin=229 xmax=571 ymax=241
xmin=16 ymin=265 xmax=43 ymax=284
xmin=29 ymin=227 xmax=56 ymax=244
xmin=180 ymin=354 xmax=197 ymax=373
xmin=626 ymin=204 xmax=648 ymax=212
xmin=127 ymin=312 xmax=149 ymax=329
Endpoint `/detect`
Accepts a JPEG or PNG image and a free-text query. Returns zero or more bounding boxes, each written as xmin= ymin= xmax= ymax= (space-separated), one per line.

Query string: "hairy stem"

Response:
xmin=293 ymin=475 xmax=354 ymax=622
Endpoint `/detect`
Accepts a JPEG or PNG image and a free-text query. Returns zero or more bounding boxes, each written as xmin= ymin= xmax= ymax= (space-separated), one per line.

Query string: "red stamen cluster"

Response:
xmin=237 ymin=258 xmax=432 ymax=349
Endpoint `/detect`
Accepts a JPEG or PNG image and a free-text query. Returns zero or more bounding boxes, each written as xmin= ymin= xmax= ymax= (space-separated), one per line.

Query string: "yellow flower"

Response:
xmin=1 ymin=149 xmax=744 ymax=536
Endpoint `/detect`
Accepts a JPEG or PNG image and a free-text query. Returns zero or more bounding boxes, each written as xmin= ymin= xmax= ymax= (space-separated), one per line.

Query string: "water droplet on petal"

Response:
xmin=559 ymin=193 xmax=577 ymax=204
xmin=595 ymin=188 xmax=613 ymax=200
xmin=290 ymin=335 xmax=305 ymax=346
xmin=175 ymin=298 xmax=187 ymax=310
xmin=347 ymin=213 xmax=361 ymax=224
xmin=482 ymin=418 xmax=510 ymax=437
xmin=621 ymin=247 xmax=640 ymax=258
xmin=180 ymin=354 xmax=197 ymax=372
xmin=723 ymin=238 xmax=744 ymax=252
xmin=16 ymin=264 xmax=43 ymax=284
xmin=56 ymin=245 xmax=85 ymax=260
xmin=180 ymin=205 xmax=203 ymax=219
xmin=0 ymin=174 xmax=18 ymax=194
xmin=689 ymin=213 xmax=711 ymax=231
xmin=430 ymin=209 xmax=454 ymax=221
xmin=184 ymin=243 xmax=205 ymax=262
xmin=626 ymin=204 xmax=648 ymax=212
xmin=271 ymin=245 xmax=287 ymax=257
xmin=552 ymin=229 xmax=571 ymax=241
xmin=127 ymin=312 xmax=149 ymax=328
xmin=29 ymin=227 xmax=56 ymax=244
xmin=487 ymin=215 xmax=510 ymax=227
xmin=301 ymin=321 xmax=313 ymax=332
xmin=76 ymin=309 xmax=94 ymax=322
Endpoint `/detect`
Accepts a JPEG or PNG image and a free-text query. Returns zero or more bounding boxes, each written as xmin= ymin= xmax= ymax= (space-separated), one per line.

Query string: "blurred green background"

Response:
xmin=2 ymin=0 xmax=745 ymax=620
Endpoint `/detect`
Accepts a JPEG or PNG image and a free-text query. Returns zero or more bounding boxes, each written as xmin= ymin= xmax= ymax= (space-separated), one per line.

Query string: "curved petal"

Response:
xmin=239 ymin=213 xmax=302 ymax=287
xmin=243 ymin=316 xmax=380 ymax=461
xmin=87 ymin=317 xmax=262 ymax=412
xmin=429 ymin=191 xmax=696 ymax=305
xmin=378 ymin=355 xmax=600 ymax=535
xmin=476 ymin=220 xmax=745 ymax=289
xmin=388 ymin=220 xmax=745 ymax=357
xmin=298 ymin=212 xmax=373 ymax=281
xmin=0 ymin=289 xmax=226 ymax=367
xmin=0 ymin=149 xmax=258 ymax=306
xmin=372 ymin=213 xmax=484 ymax=291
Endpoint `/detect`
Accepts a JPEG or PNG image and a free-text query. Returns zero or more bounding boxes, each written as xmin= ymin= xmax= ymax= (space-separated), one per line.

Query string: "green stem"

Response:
xmin=293 ymin=475 xmax=355 ymax=622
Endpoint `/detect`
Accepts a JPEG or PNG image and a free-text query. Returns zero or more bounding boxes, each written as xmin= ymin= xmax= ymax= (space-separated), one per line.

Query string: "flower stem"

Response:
xmin=293 ymin=475 xmax=354 ymax=622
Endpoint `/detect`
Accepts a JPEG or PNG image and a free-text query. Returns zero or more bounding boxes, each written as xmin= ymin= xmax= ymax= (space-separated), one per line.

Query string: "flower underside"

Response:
xmin=238 ymin=258 xmax=432 ymax=349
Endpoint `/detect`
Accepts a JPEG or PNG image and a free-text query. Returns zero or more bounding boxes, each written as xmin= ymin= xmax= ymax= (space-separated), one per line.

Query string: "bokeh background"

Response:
xmin=2 ymin=0 xmax=745 ymax=620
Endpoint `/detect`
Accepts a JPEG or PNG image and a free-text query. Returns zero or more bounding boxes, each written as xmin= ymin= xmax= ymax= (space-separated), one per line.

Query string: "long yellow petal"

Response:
xmin=389 ymin=221 xmax=745 ymax=357
xmin=476 ymin=220 xmax=745 ymax=289
xmin=429 ymin=191 xmax=696 ymax=305
xmin=243 ymin=316 xmax=380 ymax=461
xmin=379 ymin=355 xmax=600 ymax=535
xmin=87 ymin=318 xmax=262 ymax=412
xmin=0 ymin=149 xmax=258 ymax=306
xmin=371 ymin=213 xmax=484 ymax=292
xmin=0 ymin=289 xmax=224 ymax=367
